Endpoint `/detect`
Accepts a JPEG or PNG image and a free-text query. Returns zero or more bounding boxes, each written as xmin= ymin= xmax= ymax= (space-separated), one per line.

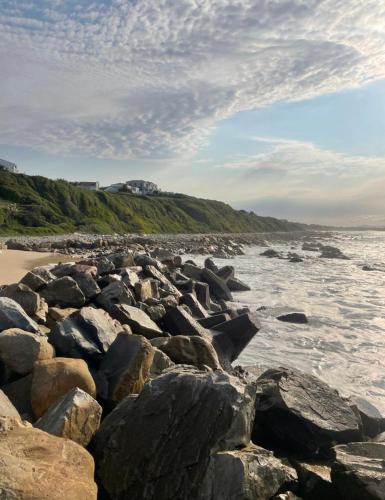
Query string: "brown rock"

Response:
xmin=0 ymin=389 xmax=21 ymax=420
xmin=31 ymin=358 xmax=96 ymax=418
xmin=161 ymin=335 xmax=221 ymax=370
xmin=0 ymin=417 xmax=97 ymax=499
xmin=35 ymin=387 xmax=102 ymax=447
xmin=0 ymin=328 xmax=55 ymax=375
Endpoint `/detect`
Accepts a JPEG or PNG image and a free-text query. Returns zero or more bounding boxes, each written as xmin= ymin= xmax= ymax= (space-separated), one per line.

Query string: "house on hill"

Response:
xmin=71 ymin=181 xmax=100 ymax=191
xmin=0 ymin=159 xmax=19 ymax=173
xmin=126 ymin=180 xmax=159 ymax=194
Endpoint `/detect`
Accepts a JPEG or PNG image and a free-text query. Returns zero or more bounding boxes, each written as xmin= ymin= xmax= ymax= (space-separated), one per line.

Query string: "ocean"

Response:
xmin=191 ymin=231 xmax=385 ymax=414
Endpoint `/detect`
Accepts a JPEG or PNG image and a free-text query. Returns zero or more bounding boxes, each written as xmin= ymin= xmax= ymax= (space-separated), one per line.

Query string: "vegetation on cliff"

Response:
xmin=0 ymin=171 xmax=304 ymax=235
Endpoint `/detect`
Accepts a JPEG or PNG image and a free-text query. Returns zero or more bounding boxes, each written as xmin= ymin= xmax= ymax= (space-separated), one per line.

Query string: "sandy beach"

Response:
xmin=0 ymin=250 xmax=76 ymax=285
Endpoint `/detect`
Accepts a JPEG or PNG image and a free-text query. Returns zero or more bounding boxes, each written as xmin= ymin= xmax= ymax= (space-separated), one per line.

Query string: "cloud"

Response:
xmin=1 ymin=0 xmax=385 ymax=159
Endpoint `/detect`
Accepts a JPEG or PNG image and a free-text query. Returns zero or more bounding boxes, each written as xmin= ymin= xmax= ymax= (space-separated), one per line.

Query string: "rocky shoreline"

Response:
xmin=0 ymin=242 xmax=384 ymax=499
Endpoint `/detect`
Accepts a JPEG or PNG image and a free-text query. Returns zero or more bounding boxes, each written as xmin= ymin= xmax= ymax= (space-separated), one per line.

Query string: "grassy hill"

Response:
xmin=0 ymin=170 xmax=305 ymax=235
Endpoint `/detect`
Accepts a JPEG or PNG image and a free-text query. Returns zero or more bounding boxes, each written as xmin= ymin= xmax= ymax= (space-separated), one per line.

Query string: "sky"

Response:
xmin=1 ymin=0 xmax=385 ymax=225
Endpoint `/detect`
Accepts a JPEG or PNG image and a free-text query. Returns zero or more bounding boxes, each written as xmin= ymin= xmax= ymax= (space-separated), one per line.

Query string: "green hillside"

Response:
xmin=0 ymin=170 xmax=305 ymax=235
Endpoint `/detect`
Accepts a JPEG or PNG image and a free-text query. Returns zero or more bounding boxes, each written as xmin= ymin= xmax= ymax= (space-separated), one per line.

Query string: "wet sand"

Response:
xmin=0 ymin=250 xmax=77 ymax=285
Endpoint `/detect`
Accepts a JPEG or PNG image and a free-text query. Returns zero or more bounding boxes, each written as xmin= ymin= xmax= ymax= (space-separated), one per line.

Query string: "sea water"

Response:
xmin=191 ymin=231 xmax=385 ymax=414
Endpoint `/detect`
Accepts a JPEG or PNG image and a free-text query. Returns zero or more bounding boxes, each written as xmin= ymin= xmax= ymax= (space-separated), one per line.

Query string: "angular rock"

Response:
xmin=198 ymin=313 xmax=231 ymax=329
xmin=0 ymin=297 xmax=39 ymax=333
xmin=35 ymin=387 xmax=102 ymax=446
xmin=73 ymin=272 xmax=101 ymax=300
xmin=293 ymin=459 xmax=339 ymax=500
xmin=107 ymin=251 xmax=135 ymax=268
xmin=20 ymin=266 xmax=56 ymax=291
xmin=216 ymin=265 xmax=235 ymax=282
xmin=135 ymin=278 xmax=159 ymax=302
xmin=110 ymin=304 xmax=164 ymax=339
xmin=351 ymin=397 xmax=385 ymax=438
xmin=252 ymin=367 xmax=362 ymax=457
xmin=201 ymin=444 xmax=297 ymax=500
xmin=277 ymin=312 xmax=308 ymax=324
xmin=149 ymin=348 xmax=174 ymax=379
xmin=93 ymin=365 xmax=256 ymax=499
xmin=31 ymin=357 xmax=96 ymax=418
xmin=161 ymin=335 xmax=221 ymax=370
xmin=99 ymin=333 xmax=155 ymax=402
xmin=95 ymin=281 xmax=135 ymax=312
xmin=331 ymin=442 xmax=385 ymax=500
xmin=0 ymin=389 xmax=21 ymax=420
xmin=182 ymin=263 xmax=203 ymax=280
xmin=201 ymin=268 xmax=233 ymax=301
xmin=227 ymin=277 xmax=251 ymax=292
xmin=0 ymin=417 xmax=97 ymax=499
xmin=0 ymin=328 xmax=54 ymax=375
xmin=145 ymin=304 xmax=166 ymax=322
xmin=181 ymin=292 xmax=209 ymax=318
xmin=2 ymin=374 xmax=33 ymax=419
xmin=212 ymin=314 xmax=260 ymax=368
xmin=320 ymin=246 xmax=349 ymax=260
xmin=0 ymin=283 xmax=47 ymax=320
xmin=261 ymin=248 xmax=281 ymax=258
xmin=195 ymin=281 xmax=211 ymax=309
xmin=163 ymin=305 xmax=209 ymax=338
xmin=145 ymin=264 xmax=182 ymax=298
xmin=41 ymin=276 xmax=86 ymax=308
xmin=205 ymin=257 xmax=219 ymax=273
xmin=50 ymin=307 xmax=123 ymax=364
xmin=121 ymin=267 xmax=141 ymax=288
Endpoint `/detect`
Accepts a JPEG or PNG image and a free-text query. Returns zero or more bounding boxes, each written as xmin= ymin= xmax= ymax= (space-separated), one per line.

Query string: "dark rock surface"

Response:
xmin=277 ymin=312 xmax=308 ymax=324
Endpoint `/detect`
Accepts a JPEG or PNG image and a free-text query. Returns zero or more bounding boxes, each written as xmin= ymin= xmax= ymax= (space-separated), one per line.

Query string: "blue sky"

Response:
xmin=1 ymin=0 xmax=385 ymax=225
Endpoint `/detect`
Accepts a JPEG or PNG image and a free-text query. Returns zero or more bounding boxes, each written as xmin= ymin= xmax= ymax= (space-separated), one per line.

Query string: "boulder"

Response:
xmin=292 ymin=459 xmax=339 ymax=500
xmin=110 ymin=304 xmax=164 ymax=339
xmin=121 ymin=267 xmax=141 ymax=288
xmin=0 ymin=328 xmax=54 ymax=375
xmin=92 ymin=365 xmax=256 ymax=499
xmin=201 ymin=268 xmax=233 ymax=301
xmin=161 ymin=335 xmax=221 ymax=370
xmin=319 ymin=246 xmax=349 ymax=260
xmin=216 ymin=265 xmax=235 ymax=282
xmin=204 ymin=257 xmax=219 ymax=273
xmin=31 ymin=357 xmax=96 ymax=418
xmin=195 ymin=281 xmax=211 ymax=309
xmin=73 ymin=272 xmax=101 ymax=300
xmin=201 ymin=444 xmax=297 ymax=500
xmin=260 ymin=249 xmax=281 ymax=258
xmin=145 ymin=304 xmax=166 ymax=322
xmin=182 ymin=263 xmax=203 ymax=280
xmin=0 ymin=417 xmax=97 ymax=499
xmin=49 ymin=306 xmax=122 ymax=364
xmin=350 ymin=397 xmax=385 ymax=438
xmin=107 ymin=252 xmax=135 ymax=268
xmin=35 ymin=387 xmax=102 ymax=447
xmin=0 ymin=389 xmax=21 ymax=420
xmin=0 ymin=297 xmax=39 ymax=333
xmin=95 ymin=281 xmax=135 ymax=312
xmin=162 ymin=305 xmax=209 ymax=338
xmin=252 ymin=367 xmax=362 ymax=457
xmin=2 ymin=374 xmax=33 ymax=419
xmin=227 ymin=277 xmax=251 ymax=292
xmin=181 ymin=292 xmax=209 ymax=318
xmin=277 ymin=312 xmax=308 ymax=324
xmin=331 ymin=442 xmax=385 ymax=499
xmin=99 ymin=333 xmax=155 ymax=402
xmin=135 ymin=279 xmax=159 ymax=302
xmin=20 ymin=267 xmax=56 ymax=291
xmin=149 ymin=348 xmax=174 ymax=379
xmin=41 ymin=276 xmax=86 ymax=308
xmin=145 ymin=265 xmax=182 ymax=298
xmin=198 ymin=313 xmax=231 ymax=329
xmin=212 ymin=314 xmax=260 ymax=368
xmin=0 ymin=283 xmax=48 ymax=320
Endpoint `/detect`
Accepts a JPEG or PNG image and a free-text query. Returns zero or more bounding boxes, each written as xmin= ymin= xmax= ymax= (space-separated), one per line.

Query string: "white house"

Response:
xmin=126 ymin=180 xmax=159 ymax=195
xmin=0 ymin=159 xmax=19 ymax=173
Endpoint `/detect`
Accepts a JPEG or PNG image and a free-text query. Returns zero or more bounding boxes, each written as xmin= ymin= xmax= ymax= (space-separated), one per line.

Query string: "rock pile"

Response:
xmin=0 ymin=247 xmax=384 ymax=499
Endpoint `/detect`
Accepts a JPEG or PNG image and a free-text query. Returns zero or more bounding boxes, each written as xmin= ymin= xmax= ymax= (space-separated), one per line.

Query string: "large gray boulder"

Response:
xmin=149 ymin=348 xmax=174 ymax=379
xmin=50 ymin=307 xmax=123 ymax=364
xmin=0 ymin=328 xmax=54 ymax=375
xmin=99 ymin=333 xmax=155 ymax=402
xmin=201 ymin=268 xmax=233 ymax=301
xmin=201 ymin=444 xmax=297 ymax=500
xmin=145 ymin=264 xmax=182 ymax=298
xmin=72 ymin=272 xmax=101 ymax=300
xmin=331 ymin=442 xmax=385 ymax=499
xmin=95 ymin=281 xmax=135 ymax=312
xmin=20 ymin=266 xmax=56 ymax=291
xmin=110 ymin=304 xmax=164 ymax=339
xmin=92 ymin=365 xmax=256 ymax=499
xmin=0 ymin=283 xmax=48 ymax=321
xmin=35 ymin=387 xmax=102 ymax=447
xmin=40 ymin=276 xmax=86 ymax=308
xmin=162 ymin=305 xmax=209 ymax=337
xmin=252 ymin=367 xmax=362 ymax=457
xmin=0 ymin=297 xmax=39 ymax=333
